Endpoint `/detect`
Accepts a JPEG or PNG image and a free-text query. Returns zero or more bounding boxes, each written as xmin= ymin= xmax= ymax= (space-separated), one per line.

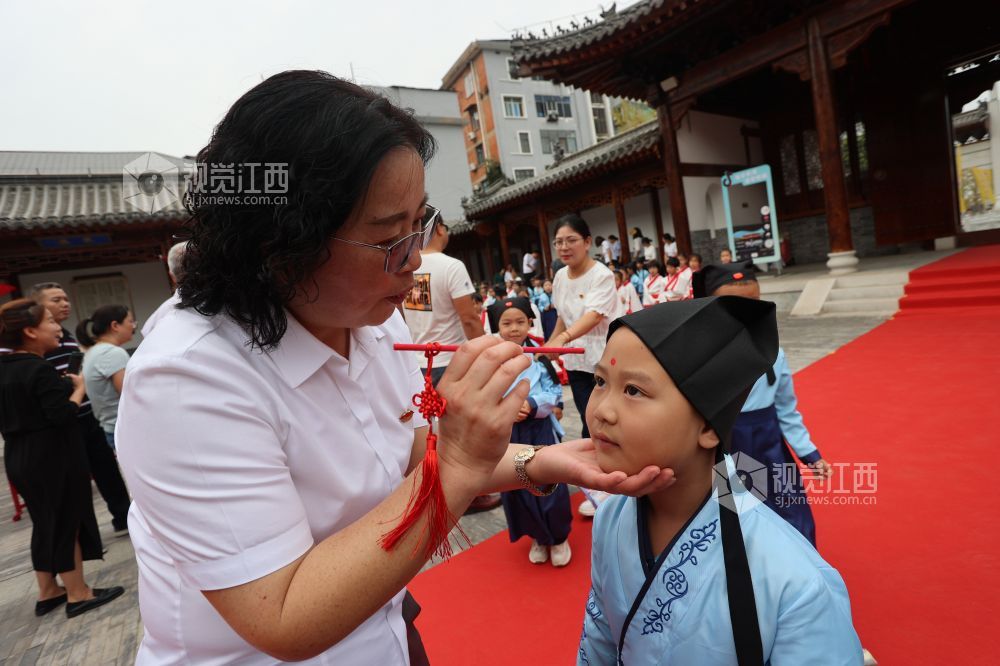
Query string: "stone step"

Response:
xmin=832 ymin=271 xmax=910 ymax=288
xmin=822 ymin=297 xmax=900 ymax=314
xmin=827 ymin=284 xmax=905 ymax=301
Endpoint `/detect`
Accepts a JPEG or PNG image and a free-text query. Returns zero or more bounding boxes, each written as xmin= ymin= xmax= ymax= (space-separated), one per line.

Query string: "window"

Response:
xmin=503 ymin=95 xmax=525 ymax=118
xmin=540 ymin=130 xmax=578 ymax=155
xmin=474 ymin=144 xmax=485 ymax=165
xmin=590 ymin=91 xmax=604 ymax=104
xmin=506 ymin=58 xmax=520 ymax=80
xmin=464 ymin=72 xmax=475 ymax=98
xmin=803 ymin=130 xmax=823 ymax=191
xmin=468 ymin=106 xmax=480 ymax=132
xmin=516 ymin=131 xmax=532 ymax=154
xmin=513 ymin=168 xmax=536 ymax=181
xmin=592 ymin=107 xmax=609 ymax=139
xmin=779 ymin=134 xmax=802 ymax=196
xmin=535 ymin=95 xmax=573 ymax=118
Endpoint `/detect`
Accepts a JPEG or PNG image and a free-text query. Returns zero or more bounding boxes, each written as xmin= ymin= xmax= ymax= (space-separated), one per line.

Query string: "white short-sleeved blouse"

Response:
xmin=116 ymin=306 xmax=427 ymax=665
xmin=552 ymin=262 xmax=618 ymax=373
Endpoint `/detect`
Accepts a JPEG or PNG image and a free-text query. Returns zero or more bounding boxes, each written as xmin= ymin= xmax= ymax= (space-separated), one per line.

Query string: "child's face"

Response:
xmin=649 ymin=265 xmax=659 ymax=276
xmin=543 ymin=281 xmax=552 ymax=293
xmin=587 ymin=328 xmax=718 ymax=476
xmin=497 ymin=308 xmax=530 ymax=345
xmin=690 ymin=257 xmax=702 ymax=270
xmin=614 ymin=274 xmax=623 ymax=288
xmin=720 ymin=250 xmax=732 ymax=263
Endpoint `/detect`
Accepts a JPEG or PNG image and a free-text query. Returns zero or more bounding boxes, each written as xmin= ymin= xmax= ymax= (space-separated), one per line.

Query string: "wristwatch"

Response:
xmin=513 ymin=446 xmax=558 ymax=497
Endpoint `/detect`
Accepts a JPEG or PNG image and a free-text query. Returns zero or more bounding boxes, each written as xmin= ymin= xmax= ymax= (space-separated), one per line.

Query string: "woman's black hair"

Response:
xmin=663 ymin=233 xmax=675 ymax=242
xmin=631 ymin=227 xmax=641 ymax=238
xmin=0 ymin=299 xmax=47 ymax=349
xmin=76 ymin=305 xmax=130 ymax=347
xmin=178 ymin=70 xmax=436 ymax=349
xmin=552 ymin=213 xmax=591 ymax=239
xmin=666 ymin=257 xmax=681 ymax=268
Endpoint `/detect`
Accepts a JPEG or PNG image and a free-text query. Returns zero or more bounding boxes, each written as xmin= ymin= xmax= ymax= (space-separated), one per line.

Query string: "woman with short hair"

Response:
xmin=0 ymin=299 xmax=124 ymax=618
xmin=115 ymin=71 xmax=672 ymax=664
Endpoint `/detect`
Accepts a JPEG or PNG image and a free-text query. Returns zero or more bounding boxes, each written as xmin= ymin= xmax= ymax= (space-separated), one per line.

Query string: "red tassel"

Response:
xmin=380 ymin=344 xmax=469 ymax=559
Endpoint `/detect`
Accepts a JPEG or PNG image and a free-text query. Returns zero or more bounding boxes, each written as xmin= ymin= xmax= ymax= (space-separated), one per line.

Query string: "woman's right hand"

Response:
xmin=66 ymin=373 xmax=84 ymax=391
xmin=435 ymin=336 xmax=530 ymax=484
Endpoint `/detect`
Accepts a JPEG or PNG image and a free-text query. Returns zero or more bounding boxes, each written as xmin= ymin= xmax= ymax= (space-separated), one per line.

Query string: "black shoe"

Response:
xmin=112 ymin=521 xmax=129 ymax=536
xmin=66 ymin=586 xmax=125 ymax=618
xmin=34 ymin=593 xmax=67 ymax=617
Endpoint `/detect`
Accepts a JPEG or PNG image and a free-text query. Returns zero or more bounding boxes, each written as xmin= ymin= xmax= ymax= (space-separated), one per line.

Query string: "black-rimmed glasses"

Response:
xmin=333 ymin=204 xmax=441 ymax=273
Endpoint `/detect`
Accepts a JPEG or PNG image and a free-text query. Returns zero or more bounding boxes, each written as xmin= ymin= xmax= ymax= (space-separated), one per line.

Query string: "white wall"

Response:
xmin=537 ymin=109 xmax=763 ymax=252
xmin=19 ymin=260 xmax=171 ymax=351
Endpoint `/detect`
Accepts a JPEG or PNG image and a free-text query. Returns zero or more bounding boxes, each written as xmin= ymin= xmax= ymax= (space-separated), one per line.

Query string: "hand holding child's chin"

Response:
xmin=533 ymin=439 xmax=675 ymax=497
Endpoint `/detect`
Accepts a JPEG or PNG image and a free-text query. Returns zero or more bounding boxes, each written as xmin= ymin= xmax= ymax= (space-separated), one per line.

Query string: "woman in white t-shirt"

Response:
xmin=547 ymin=215 xmax=618 ymax=440
xmin=663 ymin=232 xmax=678 ymax=259
xmin=77 ymin=305 xmax=136 ymax=449
xmin=114 ymin=72 xmax=672 ymax=666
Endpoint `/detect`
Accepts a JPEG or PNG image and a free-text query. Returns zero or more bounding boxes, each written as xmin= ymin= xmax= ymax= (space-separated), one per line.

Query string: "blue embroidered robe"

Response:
xmin=578 ymin=458 xmax=862 ymax=665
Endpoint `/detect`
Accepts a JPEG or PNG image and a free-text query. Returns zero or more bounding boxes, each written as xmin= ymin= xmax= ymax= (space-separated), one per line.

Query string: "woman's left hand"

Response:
xmin=530 ymin=439 xmax=675 ymax=496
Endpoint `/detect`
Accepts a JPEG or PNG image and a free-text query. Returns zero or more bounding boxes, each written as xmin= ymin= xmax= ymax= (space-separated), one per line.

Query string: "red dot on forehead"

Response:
xmin=610 ymin=358 xmax=617 ymax=366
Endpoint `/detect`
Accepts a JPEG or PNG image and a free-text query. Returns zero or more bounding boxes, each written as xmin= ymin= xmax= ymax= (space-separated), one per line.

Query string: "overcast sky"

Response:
xmin=0 ymin=0 xmax=624 ymax=157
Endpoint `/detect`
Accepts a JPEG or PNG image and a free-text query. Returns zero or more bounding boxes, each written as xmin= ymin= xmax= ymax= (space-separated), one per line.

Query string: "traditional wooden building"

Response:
xmin=0 ymin=151 xmax=189 ymax=344
xmin=457 ymin=0 xmax=1000 ymax=278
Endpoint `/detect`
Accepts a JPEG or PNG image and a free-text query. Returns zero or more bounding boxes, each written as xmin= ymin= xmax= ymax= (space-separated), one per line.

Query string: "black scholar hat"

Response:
xmin=486 ymin=296 xmax=535 ymax=333
xmin=607 ymin=296 xmax=778 ymax=449
xmin=692 ymin=261 xmax=758 ymax=298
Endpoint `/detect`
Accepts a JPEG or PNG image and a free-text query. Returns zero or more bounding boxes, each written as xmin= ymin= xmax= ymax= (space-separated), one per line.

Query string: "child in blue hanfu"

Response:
xmin=487 ymin=296 xmax=573 ymax=567
xmin=578 ymin=297 xmax=862 ymax=665
xmin=694 ymin=262 xmax=832 ymax=546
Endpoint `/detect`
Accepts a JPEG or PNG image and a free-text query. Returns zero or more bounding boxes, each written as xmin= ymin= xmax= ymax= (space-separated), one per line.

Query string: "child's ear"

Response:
xmin=697 ymin=424 xmax=720 ymax=451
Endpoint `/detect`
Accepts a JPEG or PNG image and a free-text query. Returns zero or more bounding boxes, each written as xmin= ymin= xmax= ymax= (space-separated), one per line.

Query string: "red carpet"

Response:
xmin=410 ymin=246 xmax=1000 ymax=665
xmin=409 ymin=507 xmax=595 ymax=665
xmin=900 ymin=244 xmax=1000 ymax=311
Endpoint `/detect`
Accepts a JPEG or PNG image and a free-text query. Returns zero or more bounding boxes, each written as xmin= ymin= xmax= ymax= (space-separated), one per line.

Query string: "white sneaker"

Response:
xmin=578 ymin=490 xmax=610 ymax=518
xmin=551 ymin=541 xmax=572 ymax=567
xmin=528 ymin=540 xmax=549 ymax=564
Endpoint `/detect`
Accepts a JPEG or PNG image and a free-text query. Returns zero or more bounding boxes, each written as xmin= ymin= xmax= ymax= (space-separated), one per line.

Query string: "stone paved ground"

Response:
xmin=0 ymin=312 xmax=890 ymax=665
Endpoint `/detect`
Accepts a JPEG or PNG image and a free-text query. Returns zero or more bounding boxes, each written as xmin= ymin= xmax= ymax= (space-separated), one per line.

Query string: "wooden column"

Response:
xmin=655 ymin=101 xmax=692 ymax=255
xmin=498 ymin=221 xmax=511 ymax=271
xmin=537 ymin=210 xmax=551 ymax=276
xmin=807 ymin=17 xmax=853 ymax=255
xmin=649 ymin=188 xmax=666 ymax=264
xmin=613 ymin=188 xmax=631 ymax=263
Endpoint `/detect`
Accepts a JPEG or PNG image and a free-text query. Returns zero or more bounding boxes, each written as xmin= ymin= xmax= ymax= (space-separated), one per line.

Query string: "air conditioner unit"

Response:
xmin=546 ymin=111 xmax=559 ymax=122
xmin=469 ymin=162 xmax=478 ymax=171
xmin=467 ymin=131 xmax=477 ymax=141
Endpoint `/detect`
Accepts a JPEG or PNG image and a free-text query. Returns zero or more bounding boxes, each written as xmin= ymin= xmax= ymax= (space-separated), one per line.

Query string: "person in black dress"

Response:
xmin=0 ymin=299 xmax=124 ymax=618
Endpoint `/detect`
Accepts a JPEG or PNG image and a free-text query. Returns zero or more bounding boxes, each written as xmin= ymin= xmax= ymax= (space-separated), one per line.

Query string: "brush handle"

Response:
xmin=393 ymin=343 xmax=583 ymax=354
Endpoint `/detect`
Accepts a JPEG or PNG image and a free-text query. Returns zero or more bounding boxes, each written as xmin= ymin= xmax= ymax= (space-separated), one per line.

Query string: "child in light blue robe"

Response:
xmin=488 ymin=297 xmax=573 ymax=566
xmin=696 ymin=262 xmax=833 ymax=545
xmin=578 ymin=298 xmax=862 ymax=665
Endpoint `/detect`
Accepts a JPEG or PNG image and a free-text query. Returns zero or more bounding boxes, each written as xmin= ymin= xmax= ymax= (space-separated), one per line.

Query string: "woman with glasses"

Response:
xmin=546 ymin=215 xmax=618 ymax=441
xmin=114 ymin=71 xmax=673 ymax=665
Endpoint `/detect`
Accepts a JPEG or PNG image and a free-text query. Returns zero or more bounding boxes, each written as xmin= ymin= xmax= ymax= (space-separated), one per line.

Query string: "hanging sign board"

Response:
xmin=721 ymin=165 xmax=781 ymax=267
